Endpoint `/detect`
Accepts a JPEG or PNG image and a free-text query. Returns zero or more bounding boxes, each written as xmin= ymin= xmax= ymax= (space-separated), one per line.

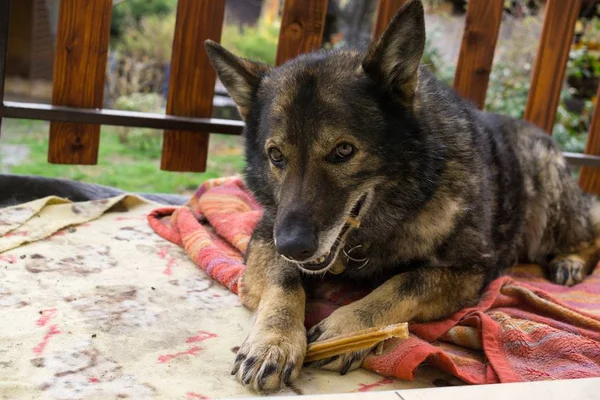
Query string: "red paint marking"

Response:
xmin=4 ymin=231 xmax=29 ymax=238
xmin=186 ymin=331 xmax=218 ymax=343
xmin=33 ymin=325 xmax=61 ymax=355
xmin=115 ymin=216 xmax=145 ymax=221
xmin=157 ymin=346 xmax=202 ymax=363
xmin=212 ymin=294 xmax=221 ymax=298
xmin=158 ymin=247 xmax=169 ymax=258
xmin=186 ymin=393 xmax=210 ymax=400
xmin=357 ymin=377 xmax=395 ymax=392
xmin=163 ymin=257 xmax=177 ymax=276
xmin=0 ymin=254 xmax=17 ymax=264
xmin=48 ymin=224 xmax=90 ymax=238
xmin=88 ymin=377 xmax=100 ymax=383
xmin=36 ymin=308 xmax=57 ymax=327
xmin=157 ymin=246 xmax=177 ymax=275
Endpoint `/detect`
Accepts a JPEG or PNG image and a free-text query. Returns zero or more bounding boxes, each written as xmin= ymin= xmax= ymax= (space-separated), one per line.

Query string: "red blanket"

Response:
xmin=148 ymin=176 xmax=600 ymax=384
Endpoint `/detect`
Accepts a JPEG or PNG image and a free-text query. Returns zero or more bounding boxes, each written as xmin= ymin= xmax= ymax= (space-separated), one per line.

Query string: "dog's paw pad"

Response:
xmin=549 ymin=256 xmax=586 ymax=286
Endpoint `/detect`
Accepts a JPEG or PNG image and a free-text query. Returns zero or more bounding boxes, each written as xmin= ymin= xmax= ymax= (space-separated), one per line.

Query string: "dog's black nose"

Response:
xmin=275 ymin=226 xmax=318 ymax=261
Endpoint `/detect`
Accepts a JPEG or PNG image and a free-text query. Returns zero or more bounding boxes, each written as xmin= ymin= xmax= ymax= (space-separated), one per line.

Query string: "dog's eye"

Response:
xmin=332 ymin=143 xmax=355 ymax=161
xmin=268 ymin=147 xmax=284 ymax=166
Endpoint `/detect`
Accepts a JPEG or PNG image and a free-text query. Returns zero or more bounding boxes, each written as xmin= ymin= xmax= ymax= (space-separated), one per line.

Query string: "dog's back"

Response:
xmin=478 ymin=111 xmax=600 ymax=280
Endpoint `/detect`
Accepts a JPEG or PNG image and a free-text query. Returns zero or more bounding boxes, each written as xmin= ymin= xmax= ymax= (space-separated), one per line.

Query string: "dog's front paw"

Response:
xmin=232 ymin=323 xmax=306 ymax=393
xmin=306 ymin=306 xmax=372 ymax=375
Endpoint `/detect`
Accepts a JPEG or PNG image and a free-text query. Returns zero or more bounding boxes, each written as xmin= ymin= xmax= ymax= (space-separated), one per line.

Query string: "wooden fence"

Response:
xmin=1 ymin=0 xmax=600 ymax=193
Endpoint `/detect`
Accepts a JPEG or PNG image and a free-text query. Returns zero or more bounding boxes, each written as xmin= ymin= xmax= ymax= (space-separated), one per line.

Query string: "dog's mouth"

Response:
xmin=297 ymin=192 xmax=369 ymax=274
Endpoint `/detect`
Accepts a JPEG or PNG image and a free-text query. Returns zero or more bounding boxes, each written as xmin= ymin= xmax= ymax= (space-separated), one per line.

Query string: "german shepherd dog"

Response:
xmin=205 ymin=0 xmax=600 ymax=393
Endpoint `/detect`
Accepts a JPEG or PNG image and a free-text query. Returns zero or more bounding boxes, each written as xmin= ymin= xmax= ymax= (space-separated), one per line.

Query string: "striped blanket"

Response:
xmin=148 ymin=176 xmax=600 ymax=384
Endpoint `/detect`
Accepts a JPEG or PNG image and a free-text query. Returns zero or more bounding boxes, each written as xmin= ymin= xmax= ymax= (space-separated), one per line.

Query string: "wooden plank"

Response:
xmin=161 ymin=0 xmax=225 ymax=172
xmin=3 ymin=101 xmax=245 ymax=134
xmin=48 ymin=0 xmax=112 ymax=164
xmin=372 ymin=0 xmax=408 ymax=39
xmin=578 ymin=85 xmax=600 ymax=194
xmin=563 ymin=152 xmax=600 ymax=168
xmin=275 ymin=0 xmax=329 ymax=66
xmin=453 ymin=0 xmax=503 ymax=109
xmin=523 ymin=0 xmax=581 ymax=133
xmin=5 ymin=100 xmax=600 ymax=169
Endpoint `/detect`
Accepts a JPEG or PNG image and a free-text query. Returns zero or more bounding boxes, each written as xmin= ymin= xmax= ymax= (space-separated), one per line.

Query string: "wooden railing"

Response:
xmin=1 ymin=0 xmax=600 ymax=192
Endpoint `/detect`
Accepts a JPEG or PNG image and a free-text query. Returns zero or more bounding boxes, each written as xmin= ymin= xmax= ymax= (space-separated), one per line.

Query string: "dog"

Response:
xmin=205 ymin=0 xmax=600 ymax=393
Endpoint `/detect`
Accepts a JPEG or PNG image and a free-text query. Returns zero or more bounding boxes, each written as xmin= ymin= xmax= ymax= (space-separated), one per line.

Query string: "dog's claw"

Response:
xmin=231 ymin=353 xmax=245 ymax=375
xmin=257 ymin=363 xmax=278 ymax=391
xmin=259 ymin=363 xmax=277 ymax=380
xmin=304 ymin=355 xmax=339 ymax=368
xmin=307 ymin=326 xmax=323 ymax=343
xmin=283 ymin=363 xmax=295 ymax=384
xmin=340 ymin=358 xmax=353 ymax=375
xmin=241 ymin=357 xmax=256 ymax=385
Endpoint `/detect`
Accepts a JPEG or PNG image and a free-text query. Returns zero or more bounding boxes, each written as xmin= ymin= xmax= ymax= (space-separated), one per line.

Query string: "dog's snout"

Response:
xmin=275 ymin=225 xmax=318 ymax=261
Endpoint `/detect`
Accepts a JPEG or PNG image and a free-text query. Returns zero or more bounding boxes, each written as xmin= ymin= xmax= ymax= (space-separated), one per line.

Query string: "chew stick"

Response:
xmin=305 ymin=323 xmax=409 ymax=362
xmin=346 ymin=217 xmax=361 ymax=229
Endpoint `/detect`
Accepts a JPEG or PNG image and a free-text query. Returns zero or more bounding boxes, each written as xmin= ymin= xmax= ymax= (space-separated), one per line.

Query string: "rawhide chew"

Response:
xmin=346 ymin=216 xmax=361 ymax=229
xmin=305 ymin=322 xmax=409 ymax=362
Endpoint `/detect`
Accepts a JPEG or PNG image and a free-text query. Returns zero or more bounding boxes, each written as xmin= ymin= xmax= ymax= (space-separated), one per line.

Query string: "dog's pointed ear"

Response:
xmin=204 ymin=40 xmax=271 ymax=120
xmin=362 ymin=0 xmax=425 ymax=102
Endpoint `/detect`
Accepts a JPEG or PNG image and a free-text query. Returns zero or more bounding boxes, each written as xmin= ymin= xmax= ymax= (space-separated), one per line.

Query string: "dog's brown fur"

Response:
xmin=206 ymin=0 xmax=600 ymax=393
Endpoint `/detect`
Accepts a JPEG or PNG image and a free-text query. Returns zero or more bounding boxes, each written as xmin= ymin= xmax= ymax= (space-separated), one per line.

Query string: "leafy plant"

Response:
xmin=111 ymin=0 xmax=178 ymax=40
xmin=422 ymin=28 xmax=456 ymax=85
xmin=113 ymin=13 xmax=176 ymax=64
xmin=106 ymin=14 xmax=175 ymax=104
xmin=112 ymin=93 xmax=165 ymax=157
xmin=221 ymin=21 xmax=280 ymax=65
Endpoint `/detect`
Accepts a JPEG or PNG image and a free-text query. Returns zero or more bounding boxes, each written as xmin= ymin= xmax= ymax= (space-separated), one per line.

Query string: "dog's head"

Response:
xmin=206 ymin=1 xmax=429 ymax=273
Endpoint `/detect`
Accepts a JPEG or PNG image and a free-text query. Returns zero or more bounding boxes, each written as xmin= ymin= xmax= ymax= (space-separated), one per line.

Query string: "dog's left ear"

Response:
xmin=205 ymin=40 xmax=271 ymax=120
xmin=362 ymin=0 xmax=425 ymax=102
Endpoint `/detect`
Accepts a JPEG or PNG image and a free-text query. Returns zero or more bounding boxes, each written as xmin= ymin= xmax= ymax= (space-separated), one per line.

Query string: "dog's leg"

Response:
xmin=233 ymin=238 xmax=307 ymax=393
xmin=306 ymin=268 xmax=484 ymax=374
xmin=548 ymin=238 xmax=600 ymax=286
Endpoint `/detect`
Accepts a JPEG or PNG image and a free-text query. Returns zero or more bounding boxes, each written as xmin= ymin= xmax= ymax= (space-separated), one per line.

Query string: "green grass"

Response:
xmin=0 ymin=119 xmax=245 ymax=194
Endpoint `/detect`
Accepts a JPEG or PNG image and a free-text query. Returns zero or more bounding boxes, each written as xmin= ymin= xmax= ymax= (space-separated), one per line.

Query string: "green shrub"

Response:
xmin=112 ymin=93 xmax=165 ymax=158
xmin=106 ymin=15 xmax=175 ymax=104
xmin=111 ymin=0 xmax=178 ymax=40
xmin=221 ymin=21 xmax=280 ymax=65
xmin=422 ymin=28 xmax=456 ymax=85
xmin=113 ymin=14 xmax=175 ymax=63
xmin=113 ymin=93 xmax=164 ymax=113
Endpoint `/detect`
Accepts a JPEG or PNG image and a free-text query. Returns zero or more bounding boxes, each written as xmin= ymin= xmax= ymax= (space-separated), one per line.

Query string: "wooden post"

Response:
xmin=372 ymin=0 xmax=407 ymax=39
xmin=578 ymin=85 xmax=600 ymax=194
xmin=453 ymin=0 xmax=503 ymax=109
xmin=48 ymin=0 xmax=112 ymax=164
xmin=524 ymin=0 xmax=581 ymax=133
xmin=0 ymin=0 xmax=10 ymax=134
xmin=276 ymin=0 xmax=329 ymax=66
xmin=262 ymin=0 xmax=281 ymax=25
xmin=161 ymin=0 xmax=226 ymax=172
